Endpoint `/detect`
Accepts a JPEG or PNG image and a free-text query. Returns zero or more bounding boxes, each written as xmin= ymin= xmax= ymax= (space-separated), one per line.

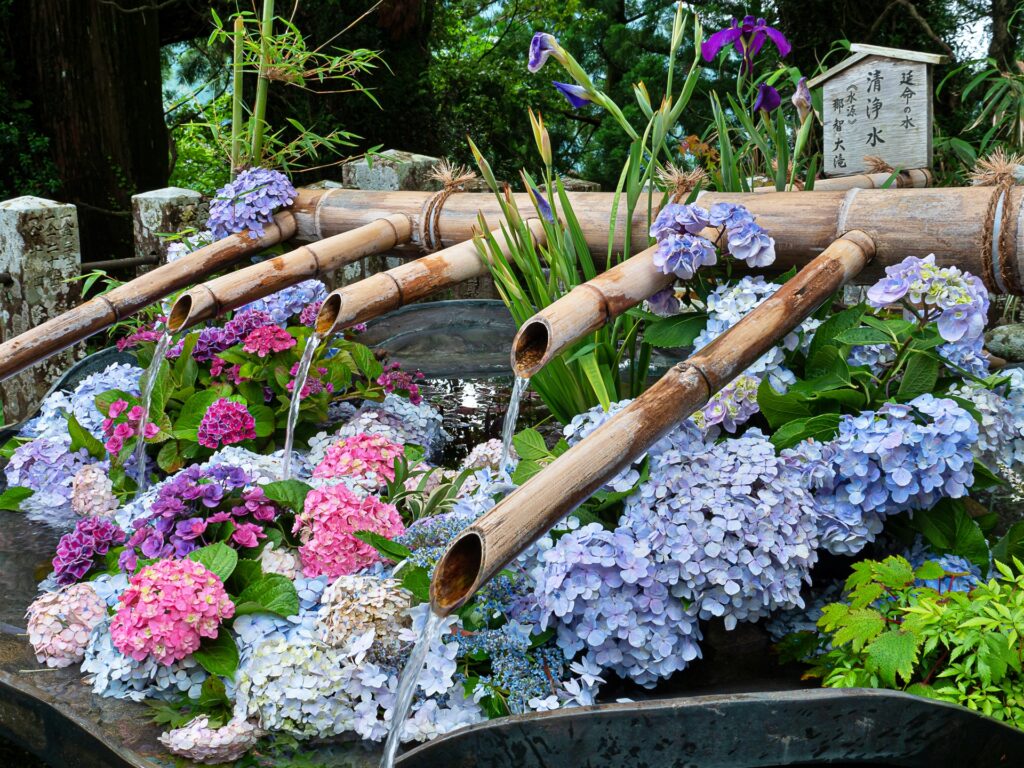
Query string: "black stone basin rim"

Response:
xmin=396 ymin=687 xmax=1024 ymax=767
xmin=0 ymin=669 xmax=148 ymax=768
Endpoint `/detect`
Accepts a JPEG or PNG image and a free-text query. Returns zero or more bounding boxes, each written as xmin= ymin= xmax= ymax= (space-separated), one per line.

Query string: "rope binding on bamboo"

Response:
xmin=419 ymin=159 xmax=477 ymax=252
xmin=973 ymin=149 xmax=1024 ymax=294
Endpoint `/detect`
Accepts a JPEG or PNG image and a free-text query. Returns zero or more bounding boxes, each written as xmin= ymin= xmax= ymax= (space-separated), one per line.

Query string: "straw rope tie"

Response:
xmin=656 ymin=164 xmax=709 ymax=204
xmin=974 ymin=150 xmax=1024 ymax=293
xmin=419 ymin=160 xmax=477 ymax=253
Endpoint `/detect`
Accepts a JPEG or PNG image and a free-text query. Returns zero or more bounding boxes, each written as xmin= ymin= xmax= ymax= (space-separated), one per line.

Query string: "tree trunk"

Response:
xmin=988 ymin=0 xmax=1019 ymax=72
xmin=11 ymin=0 xmax=168 ymax=260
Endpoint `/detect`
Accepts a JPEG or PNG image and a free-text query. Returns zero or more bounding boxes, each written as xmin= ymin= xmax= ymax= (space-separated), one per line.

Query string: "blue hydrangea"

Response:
xmin=532 ymin=522 xmax=703 ymax=687
xmin=339 ymin=394 xmax=448 ymax=456
xmin=207 ymin=167 xmax=297 ymax=239
xmin=621 ymin=428 xmax=819 ymax=631
xmin=652 ymin=233 xmax=717 ymax=279
xmin=240 ymin=279 xmax=328 ymax=326
xmin=4 ymin=435 xmax=94 ymax=525
xmin=905 ymin=539 xmax=983 ymax=594
xmin=21 ymin=362 xmax=143 ymax=441
xmin=939 ymin=334 xmax=990 ymax=377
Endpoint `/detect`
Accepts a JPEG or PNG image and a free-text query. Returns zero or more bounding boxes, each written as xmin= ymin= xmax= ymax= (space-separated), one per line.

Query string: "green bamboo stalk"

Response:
xmin=230 ymin=15 xmax=245 ymax=177
xmin=249 ymin=0 xmax=275 ymax=165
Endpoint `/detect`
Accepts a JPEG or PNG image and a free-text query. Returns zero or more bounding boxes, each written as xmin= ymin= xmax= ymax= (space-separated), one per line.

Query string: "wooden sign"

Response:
xmin=808 ymin=45 xmax=947 ymax=177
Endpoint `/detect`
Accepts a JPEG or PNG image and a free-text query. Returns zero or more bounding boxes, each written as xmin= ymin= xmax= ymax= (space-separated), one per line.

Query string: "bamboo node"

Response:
xmin=656 ymin=164 xmax=708 ymax=203
xmin=419 ymin=160 xmax=477 ymax=252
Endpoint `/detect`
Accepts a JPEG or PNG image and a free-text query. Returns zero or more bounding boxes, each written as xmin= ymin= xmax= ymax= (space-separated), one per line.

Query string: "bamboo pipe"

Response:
xmin=0 ymin=212 xmax=296 ymax=384
xmin=751 ymin=168 xmax=932 ymax=193
xmin=512 ymin=225 xmax=725 ymax=377
xmin=290 ymin=186 xmax=1023 ymax=294
xmin=429 ymin=231 xmax=876 ymax=616
xmin=167 ymin=215 xmax=411 ymax=333
xmin=314 ymin=219 xmax=547 ymax=337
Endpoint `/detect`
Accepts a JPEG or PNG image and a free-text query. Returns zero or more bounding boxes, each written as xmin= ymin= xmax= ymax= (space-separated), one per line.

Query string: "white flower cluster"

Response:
xmin=159 ymin=715 xmax=261 ymax=764
xmin=70 ymin=464 xmax=118 ymax=517
xmin=317 ymin=575 xmax=411 ymax=662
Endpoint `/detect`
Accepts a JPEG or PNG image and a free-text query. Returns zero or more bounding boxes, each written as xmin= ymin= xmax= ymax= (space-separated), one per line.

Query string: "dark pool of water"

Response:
xmin=0 ymin=737 xmax=47 ymax=767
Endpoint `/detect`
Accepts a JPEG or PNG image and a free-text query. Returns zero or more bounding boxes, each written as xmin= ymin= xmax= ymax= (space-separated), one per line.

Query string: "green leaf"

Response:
xmin=872 ymin=556 xmax=916 ymax=590
xmin=235 ymin=574 xmax=299 ymax=617
xmin=865 ymin=630 xmax=918 ymax=687
xmin=897 ymin=353 xmax=940 ymax=400
xmin=156 ymin=440 xmax=188 ymax=474
xmin=971 ymin=460 xmax=1003 ymax=491
xmin=512 ymin=428 xmax=548 ymax=461
xmin=913 ymin=560 xmax=947 ymax=582
xmin=805 ymin=345 xmax=851 ymax=383
xmin=65 ymin=413 xmax=107 ymax=460
xmin=992 ymin=521 xmax=1024 ymax=571
xmin=832 ymin=607 xmax=887 ymax=650
xmin=353 ymin=530 xmax=412 ymax=563
xmin=905 ymin=682 xmax=944 ymax=701
xmin=511 ymin=458 xmax=544 ymax=485
xmin=642 ymin=312 xmax=707 ymax=348
xmin=261 ymin=479 xmax=312 ymax=514
xmin=808 ymin=304 xmax=865 ymax=359
xmin=579 ymin=351 xmax=610 ymax=411
xmin=248 ymin=404 xmax=276 ymax=438
xmin=350 ymin=343 xmax=382 ymax=379
xmin=228 ymin=559 xmax=263 ymax=594
xmin=401 ymin=565 xmax=431 ymax=602
xmin=173 ymin=390 xmax=221 ymax=438
xmin=0 ymin=486 xmax=33 ymax=512
xmin=757 ymin=378 xmax=811 ymax=430
xmin=94 ymin=389 xmax=132 ymax=417
xmin=834 ymin=327 xmax=893 ymax=346
xmin=769 ymin=413 xmax=841 ymax=451
xmin=192 ymin=631 xmax=239 ymax=679
xmin=912 ymin=499 xmax=990 ymax=571
xmin=188 ymin=542 xmax=238 ymax=582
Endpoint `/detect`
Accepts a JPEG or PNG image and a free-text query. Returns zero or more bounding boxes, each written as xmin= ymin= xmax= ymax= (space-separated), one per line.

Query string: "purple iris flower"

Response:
xmin=529 ymin=185 xmax=554 ymax=222
xmin=753 ymin=83 xmax=782 ymax=114
xmin=553 ymin=81 xmax=593 ymax=108
xmin=529 ymin=32 xmax=561 ymax=73
xmin=701 ymin=16 xmax=791 ymax=73
xmin=792 ymin=76 xmax=813 ymax=123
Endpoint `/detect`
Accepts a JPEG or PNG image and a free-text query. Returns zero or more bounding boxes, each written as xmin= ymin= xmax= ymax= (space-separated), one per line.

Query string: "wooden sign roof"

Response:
xmin=808 ymin=44 xmax=949 ymax=89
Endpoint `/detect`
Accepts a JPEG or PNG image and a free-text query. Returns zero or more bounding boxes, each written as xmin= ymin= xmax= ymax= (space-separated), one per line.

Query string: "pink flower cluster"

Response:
xmin=242 ymin=325 xmax=296 ymax=357
xmin=103 ymin=399 xmax=159 ymax=454
xmin=210 ymin=357 xmax=244 ymax=384
xmin=287 ymin=363 xmax=334 ymax=399
xmin=26 ymin=583 xmax=107 ymax=668
xmin=110 ymin=558 xmax=235 ymax=665
xmin=116 ymin=324 xmax=164 ymax=352
xmin=197 ymin=398 xmax=257 ymax=449
xmin=294 ymin=484 xmax=404 ymax=578
xmin=300 ymin=300 xmax=322 ymax=327
xmin=377 ymin=362 xmax=425 ymax=405
xmin=313 ymin=432 xmax=404 ymax=489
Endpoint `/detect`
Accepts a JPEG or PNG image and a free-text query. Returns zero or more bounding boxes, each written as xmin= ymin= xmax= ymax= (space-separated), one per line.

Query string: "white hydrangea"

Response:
xmin=317 ymin=575 xmax=411 ymax=662
xmin=159 ymin=715 xmax=261 ymax=764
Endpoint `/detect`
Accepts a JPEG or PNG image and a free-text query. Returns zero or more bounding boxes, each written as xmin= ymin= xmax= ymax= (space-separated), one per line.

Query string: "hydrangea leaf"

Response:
xmin=235 ymin=574 xmax=299 ymax=617
xmin=188 ymin=542 xmax=238 ymax=583
xmin=193 ymin=631 xmax=239 ymax=679
xmin=769 ymin=413 xmax=840 ymax=451
xmin=353 ymin=530 xmax=413 ymax=563
xmin=512 ymin=458 xmax=543 ymax=485
xmin=350 ymin=343 xmax=383 ymax=379
xmin=512 ymin=428 xmax=549 ymax=461
xmin=94 ymin=389 xmax=134 ymax=417
xmin=992 ymin=521 xmax=1024 ymax=573
xmin=642 ymin=312 xmax=708 ymax=348
xmin=261 ymin=480 xmax=312 ymax=514
xmin=756 ymin=378 xmax=811 ymax=430
xmin=173 ymin=390 xmax=222 ymax=439
xmin=896 ymin=352 xmax=940 ymax=401
xmin=400 ymin=564 xmax=431 ymax=602
xmin=865 ymin=629 xmax=918 ymax=687
xmin=0 ymin=486 xmax=33 ymax=512
xmin=65 ymin=413 xmax=106 ymax=460
xmin=808 ymin=303 xmax=865 ymax=359
xmin=834 ymin=327 xmax=893 ymax=346
xmin=911 ymin=499 xmax=990 ymax=571
xmin=247 ymin=404 xmax=275 ymax=438
xmin=156 ymin=440 xmax=188 ymax=474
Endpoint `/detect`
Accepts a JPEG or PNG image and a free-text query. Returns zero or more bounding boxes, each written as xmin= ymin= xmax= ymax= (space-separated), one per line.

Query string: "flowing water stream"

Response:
xmin=282 ymin=333 xmax=322 ymax=480
xmin=133 ymin=331 xmax=173 ymax=490
xmin=499 ymin=375 xmax=529 ymax=470
xmin=379 ymin=610 xmax=446 ymax=768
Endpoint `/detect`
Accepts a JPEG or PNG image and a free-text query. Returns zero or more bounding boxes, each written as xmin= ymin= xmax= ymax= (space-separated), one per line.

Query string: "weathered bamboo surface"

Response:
xmin=315 ymin=220 xmax=547 ymax=337
xmin=292 ymin=186 xmax=1022 ymax=293
xmin=0 ymin=213 xmax=296 ymax=384
xmin=430 ymin=231 xmax=876 ymax=615
xmin=168 ymin=215 xmax=411 ymax=332
xmin=752 ymin=168 xmax=932 ymax=193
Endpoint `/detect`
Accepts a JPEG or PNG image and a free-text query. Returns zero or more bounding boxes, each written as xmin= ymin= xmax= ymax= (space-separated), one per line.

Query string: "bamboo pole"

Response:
xmin=314 ymin=219 xmax=547 ymax=337
xmin=167 ymin=215 xmax=411 ymax=333
xmin=289 ymin=186 xmax=1023 ymax=294
xmin=512 ymin=226 xmax=725 ymax=377
xmin=752 ymin=168 xmax=932 ymax=193
xmin=0 ymin=213 xmax=296 ymax=384
xmin=429 ymin=231 xmax=876 ymax=616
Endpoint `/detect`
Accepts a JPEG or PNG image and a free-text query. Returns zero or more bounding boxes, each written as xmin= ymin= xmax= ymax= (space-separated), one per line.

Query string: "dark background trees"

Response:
xmin=1 ymin=0 xmax=1021 ymax=259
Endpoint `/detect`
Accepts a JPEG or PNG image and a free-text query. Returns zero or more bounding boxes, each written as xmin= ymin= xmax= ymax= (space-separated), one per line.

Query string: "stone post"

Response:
xmin=131 ymin=187 xmax=205 ymax=271
xmin=0 ymin=197 xmax=82 ymax=423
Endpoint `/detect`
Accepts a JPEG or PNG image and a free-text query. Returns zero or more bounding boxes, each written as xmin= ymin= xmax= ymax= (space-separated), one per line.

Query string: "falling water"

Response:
xmin=380 ymin=610 xmax=446 ymax=768
xmin=134 ymin=331 xmax=173 ymax=491
xmin=281 ymin=333 xmax=322 ymax=480
xmin=499 ymin=375 xmax=529 ymax=470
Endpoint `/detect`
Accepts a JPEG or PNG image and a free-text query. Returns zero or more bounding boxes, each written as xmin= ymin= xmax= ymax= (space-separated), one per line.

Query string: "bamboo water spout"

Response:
xmin=0 ymin=212 xmax=296 ymax=384
xmin=314 ymin=220 xmax=547 ymax=337
xmin=430 ymin=231 xmax=876 ymax=616
xmin=167 ymin=215 xmax=411 ymax=333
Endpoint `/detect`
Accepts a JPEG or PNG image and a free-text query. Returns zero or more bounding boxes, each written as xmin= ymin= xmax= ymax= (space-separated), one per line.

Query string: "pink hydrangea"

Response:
xmin=110 ymin=558 xmax=235 ymax=665
xmin=287 ymin=363 xmax=333 ymax=399
xmin=300 ymin=300 xmax=322 ymax=327
xmin=242 ymin=325 xmax=296 ymax=357
xmin=377 ymin=361 xmax=425 ymax=405
xmin=294 ymin=484 xmax=404 ymax=579
xmin=312 ymin=433 xmax=404 ymax=490
xmin=102 ymin=398 xmax=159 ymax=454
xmin=26 ymin=583 xmax=107 ymax=668
xmin=197 ymin=398 xmax=257 ymax=449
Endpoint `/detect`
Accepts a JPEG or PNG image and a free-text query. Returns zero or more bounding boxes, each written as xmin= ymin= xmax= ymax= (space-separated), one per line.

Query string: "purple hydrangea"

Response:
xmin=532 ymin=522 xmax=703 ymax=687
xmin=645 ymin=287 xmax=680 ymax=317
xmin=649 ymin=203 xmax=710 ymax=240
xmin=693 ymin=374 xmax=761 ymax=434
xmin=5 ymin=436 xmax=94 ymax=522
xmin=207 ymin=167 xmax=297 ymax=240
xmin=240 ymin=279 xmax=329 ymax=326
xmin=621 ymin=428 xmax=819 ymax=630
xmin=167 ymin=327 xmax=233 ymax=363
xmin=725 ymin=216 xmax=775 ymax=267
xmin=53 ymin=517 xmax=126 ymax=585
xmin=652 ymin=233 xmax=717 ymax=279
xmin=866 ymin=255 xmax=989 ymax=343
xmin=223 ymin=309 xmax=277 ymax=344
xmin=197 ymin=399 xmax=257 ymax=450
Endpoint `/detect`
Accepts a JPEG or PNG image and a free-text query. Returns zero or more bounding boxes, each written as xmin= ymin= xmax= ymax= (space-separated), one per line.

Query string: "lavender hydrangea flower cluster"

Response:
xmin=622 ymin=428 xmax=819 ymax=630
xmin=648 ymin=202 xmax=775 ymax=280
xmin=533 ymin=522 xmax=703 ymax=687
xmin=692 ymin=374 xmax=761 ymax=434
xmin=785 ymin=394 xmax=978 ymax=555
xmin=904 ymin=539 xmax=983 ymax=594
xmin=167 ymin=327 xmax=234 ymax=363
xmin=5 ymin=435 xmax=95 ymax=525
xmin=207 ymin=167 xmax=297 ymax=239
xmin=866 ymin=254 xmax=989 ymax=343
xmin=240 ymin=279 xmax=328 ymax=326
xmin=22 ymin=363 xmax=143 ymax=442
xmin=165 ymin=230 xmax=214 ymax=263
